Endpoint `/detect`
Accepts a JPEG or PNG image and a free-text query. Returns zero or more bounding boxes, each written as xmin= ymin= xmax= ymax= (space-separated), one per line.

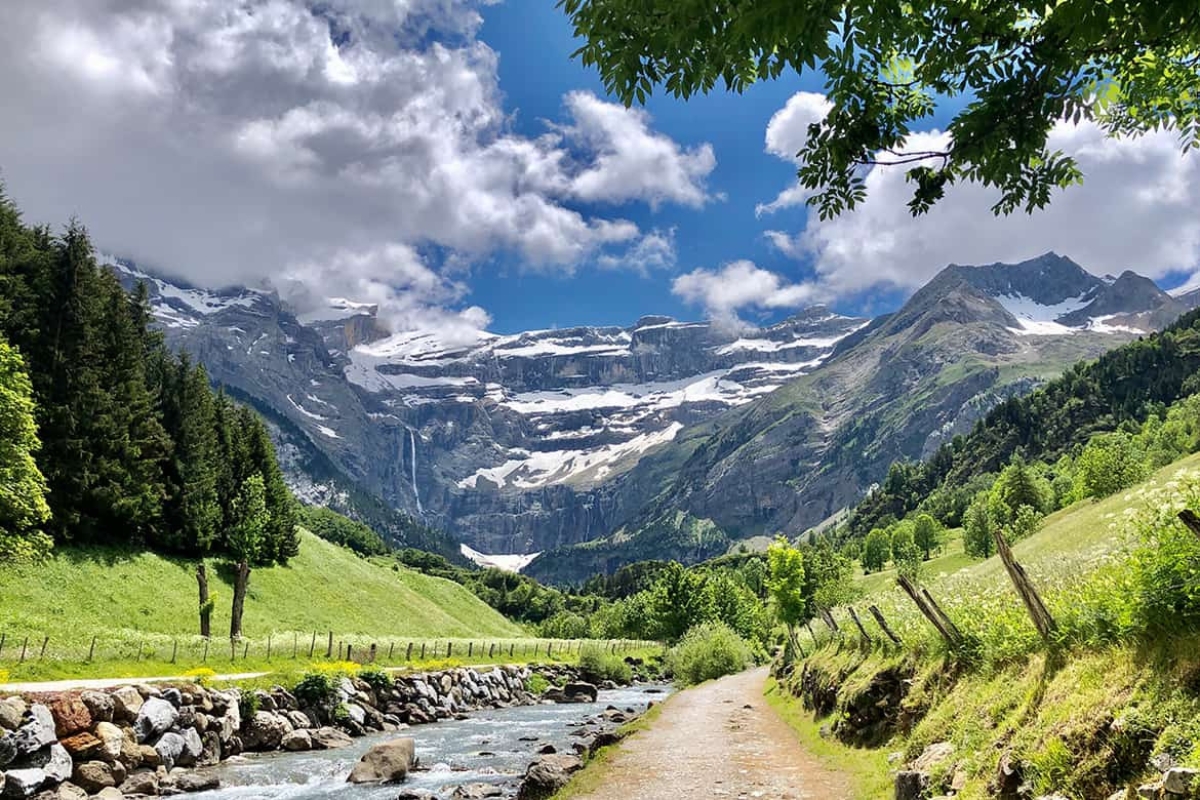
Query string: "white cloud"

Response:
xmin=672 ymin=260 xmax=817 ymax=327
xmin=596 ymin=229 xmax=677 ymax=272
xmin=758 ymin=92 xmax=1200 ymax=295
xmin=0 ymin=0 xmax=712 ymax=334
xmin=557 ymin=91 xmax=716 ymax=209
xmin=756 ymin=92 xmax=831 ymax=216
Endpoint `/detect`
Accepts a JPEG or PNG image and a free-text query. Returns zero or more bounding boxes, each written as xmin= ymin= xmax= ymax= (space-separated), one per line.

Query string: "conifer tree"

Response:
xmin=161 ymin=356 xmax=221 ymax=553
xmin=0 ymin=334 xmax=51 ymax=562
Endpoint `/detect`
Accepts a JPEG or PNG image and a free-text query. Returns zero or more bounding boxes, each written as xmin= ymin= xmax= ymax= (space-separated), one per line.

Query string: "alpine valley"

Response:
xmin=113 ymin=253 xmax=1200 ymax=583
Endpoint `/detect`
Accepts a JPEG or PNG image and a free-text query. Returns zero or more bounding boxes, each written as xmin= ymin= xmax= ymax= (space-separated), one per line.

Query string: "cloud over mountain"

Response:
xmin=0 ymin=0 xmax=715 ymax=335
xmin=759 ymin=91 xmax=1200 ymax=297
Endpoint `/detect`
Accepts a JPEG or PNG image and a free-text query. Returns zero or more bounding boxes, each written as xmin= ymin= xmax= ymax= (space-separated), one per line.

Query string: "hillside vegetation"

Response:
xmin=773 ymin=451 xmax=1200 ymax=798
xmin=0 ymin=529 xmax=521 ymax=651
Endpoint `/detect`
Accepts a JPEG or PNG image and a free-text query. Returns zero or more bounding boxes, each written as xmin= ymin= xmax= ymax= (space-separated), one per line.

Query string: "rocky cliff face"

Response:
xmin=525 ymin=254 xmax=1199 ymax=582
xmin=109 ymin=257 xmax=864 ymax=555
xmin=110 ymin=253 xmax=1194 ymax=578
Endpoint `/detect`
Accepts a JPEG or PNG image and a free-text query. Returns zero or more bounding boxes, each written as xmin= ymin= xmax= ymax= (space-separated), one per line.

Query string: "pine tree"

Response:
xmin=0 ymin=334 xmax=52 ymax=562
xmin=160 ymin=356 xmax=221 ymax=553
xmin=245 ymin=413 xmax=298 ymax=565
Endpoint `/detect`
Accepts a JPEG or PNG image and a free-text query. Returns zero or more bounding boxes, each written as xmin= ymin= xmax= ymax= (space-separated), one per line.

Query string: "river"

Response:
xmin=190 ymin=685 xmax=668 ymax=799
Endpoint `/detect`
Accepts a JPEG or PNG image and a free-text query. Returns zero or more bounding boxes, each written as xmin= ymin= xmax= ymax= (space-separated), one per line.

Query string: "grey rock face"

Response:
xmin=134 ymin=698 xmax=178 ymax=743
xmin=111 ymin=252 xmax=1195 ymax=574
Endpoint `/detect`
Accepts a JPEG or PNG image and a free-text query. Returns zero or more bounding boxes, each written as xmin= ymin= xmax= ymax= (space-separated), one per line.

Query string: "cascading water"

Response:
xmin=409 ymin=427 xmax=423 ymax=515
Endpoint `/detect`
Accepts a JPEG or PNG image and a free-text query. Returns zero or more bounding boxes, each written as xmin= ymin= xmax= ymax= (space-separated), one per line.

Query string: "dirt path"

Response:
xmin=573 ymin=667 xmax=851 ymax=800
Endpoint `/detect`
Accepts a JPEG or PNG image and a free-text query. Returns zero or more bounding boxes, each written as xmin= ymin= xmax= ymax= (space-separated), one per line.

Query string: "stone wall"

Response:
xmin=0 ymin=663 xmax=604 ymax=799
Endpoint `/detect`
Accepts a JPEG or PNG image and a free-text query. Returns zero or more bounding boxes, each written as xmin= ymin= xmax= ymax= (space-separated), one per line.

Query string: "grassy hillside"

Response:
xmin=774 ymin=452 xmax=1200 ymax=798
xmin=0 ymin=529 xmax=522 ymax=646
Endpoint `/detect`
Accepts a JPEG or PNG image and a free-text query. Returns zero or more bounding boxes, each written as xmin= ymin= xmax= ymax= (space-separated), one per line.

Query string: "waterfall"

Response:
xmin=409 ymin=428 xmax=423 ymax=515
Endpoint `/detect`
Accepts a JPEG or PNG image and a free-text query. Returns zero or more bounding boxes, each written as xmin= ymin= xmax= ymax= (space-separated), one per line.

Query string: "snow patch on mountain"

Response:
xmin=457 ymin=422 xmax=685 ymax=490
xmin=459 ymin=544 xmax=541 ymax=573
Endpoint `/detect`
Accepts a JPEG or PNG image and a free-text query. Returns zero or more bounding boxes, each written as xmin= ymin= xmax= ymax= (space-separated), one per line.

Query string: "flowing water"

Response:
xmin=190 ymin=685 xmax=668 ymax=799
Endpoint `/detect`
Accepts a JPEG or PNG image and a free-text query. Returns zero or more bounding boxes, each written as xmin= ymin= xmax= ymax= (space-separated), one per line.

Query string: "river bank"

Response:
xmin=0 ymin=660 xmax=664 ymax=799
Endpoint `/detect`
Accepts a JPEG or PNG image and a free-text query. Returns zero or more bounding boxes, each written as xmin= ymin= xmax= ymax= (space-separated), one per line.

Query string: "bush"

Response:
xmin=577 ymin=645 xmax=632 ymax=684
xmin=293 ymin=671 xmax=338 ymax=707
xmin=357 ymin=667 xmax=393 ymax=695
xmin=665 ymin=621 xmax=752 ymax=687
xmin=525 ymin=673 xmax=550 ymax=695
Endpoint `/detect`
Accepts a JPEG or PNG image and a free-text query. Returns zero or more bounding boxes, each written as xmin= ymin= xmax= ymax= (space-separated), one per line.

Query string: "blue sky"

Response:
xmin=1 ymin=1 xmax=1197 ymax=340
xmin=473 ymin=1 xmax=823 ymax=331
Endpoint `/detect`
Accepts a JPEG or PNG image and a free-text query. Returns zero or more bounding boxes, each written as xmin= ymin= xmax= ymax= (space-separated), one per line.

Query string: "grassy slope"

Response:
xmin=0 ymin=529 xmax=522 ymax=645
xmin=774 ymin=452 xmax=1200 ymax=798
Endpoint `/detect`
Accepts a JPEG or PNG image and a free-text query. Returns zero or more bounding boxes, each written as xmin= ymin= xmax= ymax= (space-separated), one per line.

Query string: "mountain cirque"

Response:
xmin=112 ymin=253 xmax=1199 ymax=580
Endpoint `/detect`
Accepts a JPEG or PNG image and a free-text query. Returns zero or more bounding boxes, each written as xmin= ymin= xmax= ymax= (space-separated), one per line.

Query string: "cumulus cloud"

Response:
xmin=672 ymin=260 xmax=817 ymax=328
xmin=0 ymin=0 xmax=711 ymax=337
xmin=756 ymin=92 xmax=831 ymax=216
xmin=758 ymin=91 xmax=1200 ymax=295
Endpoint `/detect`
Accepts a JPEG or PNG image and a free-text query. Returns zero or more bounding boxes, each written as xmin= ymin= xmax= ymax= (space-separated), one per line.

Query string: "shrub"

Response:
xmin=357 ymin=667 xmax=393 ymax=695
xmin=665 ymin=621 xmax=752 ymax=687
xmin=525 ymin=674 xmax=550 ymax=695
xmin=577 ymin=645 xmax=632 ymax=684
xmin=239 ymin=691 xmax=260 ymax=719
xmin=293 ymin=671 xmax=338 ymax=707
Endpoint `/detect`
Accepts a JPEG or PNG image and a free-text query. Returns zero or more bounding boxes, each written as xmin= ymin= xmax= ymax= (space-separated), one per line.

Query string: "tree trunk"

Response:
xmin=196 ymin=563 xmax=211 ymax=638
xmin=230 ymin=561 xmax=250 ymax=640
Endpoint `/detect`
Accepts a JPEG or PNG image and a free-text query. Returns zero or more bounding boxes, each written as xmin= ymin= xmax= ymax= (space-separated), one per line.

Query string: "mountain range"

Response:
xmin=112 ymin=253 xmax=1199 ymax=582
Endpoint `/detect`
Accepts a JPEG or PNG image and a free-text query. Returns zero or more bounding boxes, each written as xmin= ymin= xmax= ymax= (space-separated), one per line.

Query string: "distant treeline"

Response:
xmin=849 ymin=307 xmax=1200 ymax=537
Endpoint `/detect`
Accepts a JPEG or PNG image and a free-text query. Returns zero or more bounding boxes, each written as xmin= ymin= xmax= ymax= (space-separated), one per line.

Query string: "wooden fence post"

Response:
xmin=447 ymin=642 xmax=452 ymax=658
xmin=489 ymin=643 xmax=495 ymax=659
xmin=1178 ymin=509 xmax=1200 ymax=538
xmin=847 ymin=607 xmax=872 ymax=645
xmin=203 ymin=639 xmax=209 ymax=663
xmin=0 ymin=632 xmax=5 ymax=659
xmin=88 ymin=636 xmax=97 ymax=662
xmin=868 ymin=605 xmax=903 ymax=646
xmin=406 ymin=642 xmax=413 ymax=661
xmin=38 ymin=636 xmax=49 ymax=661
xmin=819 ymin=608 xmax=840 ymax=633
xmin=896 ymin=574 xmax=962 ymax=648
xmin=267 ymin=635 xmax=272 ymax=662
xmin=992 ymin=529 xmax=1058 ymax=641
xmin=326 ymin=631 xmax=333 ymax=659
xmin=420 ymin=643 xmax=426 ymax=660
xmin=468 ymin=642 xmax=473 ymax=658
xmin=509 ymin=643 xmax=514 ymax=658
xmin=19 ymin=636 xmax=28 ymax=663
xmin=243 ymin=641 xmax=249 ymax=660
xmin=293 ymin=634 xmax=298 ymax=660
xmin=171 ymin=640 xmax=178 ymax=664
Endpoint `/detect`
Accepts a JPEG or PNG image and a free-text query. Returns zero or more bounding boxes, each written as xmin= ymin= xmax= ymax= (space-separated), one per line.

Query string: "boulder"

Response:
xmin=310 ymin=728 xmax=353 ymax=750
xmin=1164 ymin=768 xmax=1200 ymax=795
xmin=79 ymin=692 xmax=113 ymax=724
xmin=110 ymin=689 xmax=143 ymax=723
xmin=345 ymin=738 xmax=415 ymax=784
xmin=136 ymin=745 xmax=158 ymax=768
xmin=0 ymin=731 xmax=17 ymax=767
xmin=0 ymin=698 xmax=26 ymax=732
xmin=93 ymin=722 xmax=125 ymax=763
xmin=198 ymin=731 xmax=221 ymax=766
xmin=45 ymin=697 xmax=91 ymax=739
xmin=913 ymin=742 xmax=955 ymax=772
xmin=2 ymin=768 xmax=45 ymax=799
xmin=517 ymin=754 xmax=583 ymax=800
xmin=160 ymin=689 xmax=182 ymax=709
xmin=133 ymin=699 xmax=177 ymax=743
xmin=451 ymin=784 xmax=503 ymax=799
xmin=119 ymin=769 xmax=158 ymax=796
xmin=396 ymin=792 xmax=440 ymax=800
xmin=40 ymin=782 xmax=88 ymax=800
xmin=24 ymin=743 xmax=72 ymax=784
xmin=13 ymin=707 xmax=56 ymax=758
xmin=171 ymin=770 xmax=219 ymax=793
xmin=58 ymin=733 xmax=104 ymax=761
xmin=152 ymin=733 xmax=185 ymax=772
xmin=71 ymin=761 xmax=115 ymax=794
xmin=894 ymin=770 xmax=930 ymax=800
xmin=94 ymin=789 xmax=123 ymax=800
xmin=562 ymin=683 xmax=598 ymax=704
xmin=284 ymin=711 xmax=310 ymax=730
xmin=280 ymin=730 xmax=311 ymax=751
xmin=242 ymin=712 xmax=292 ymax=751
